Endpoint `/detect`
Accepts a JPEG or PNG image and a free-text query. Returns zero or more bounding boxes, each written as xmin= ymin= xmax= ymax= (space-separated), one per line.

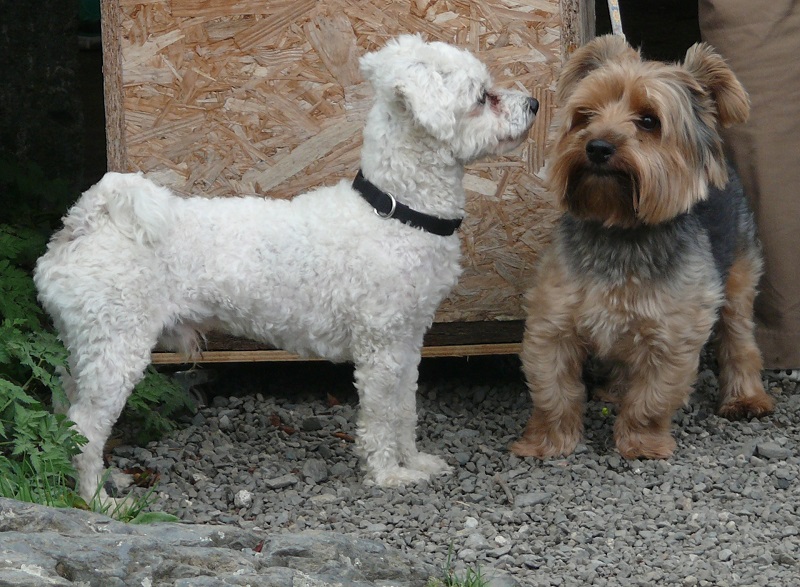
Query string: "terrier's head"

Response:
xmin=548 ymin=35 xmax=749 ymax=228
xmin=359 ymin=34 xmax=538 ymax=164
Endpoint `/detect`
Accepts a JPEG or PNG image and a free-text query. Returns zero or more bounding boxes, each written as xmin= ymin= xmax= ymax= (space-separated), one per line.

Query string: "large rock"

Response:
xmin=0 ymin=498 xmax=436 ymax=586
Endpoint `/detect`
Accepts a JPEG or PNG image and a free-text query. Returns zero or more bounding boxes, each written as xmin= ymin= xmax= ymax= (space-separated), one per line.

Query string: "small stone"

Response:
xmin=514 ymin=492 xmax=552 ymax=507
xmin=191 ymin=472 xmax=208 ymax=484
xmin=463 ymin=533 xmax=488 ymax=550
xmin=330 ymin=462 xmax=353 ymax=478
xmin=454 ymin=452 xmax=471 ymax=466
xmin=756 ymin=442 xmax=792 ymax=460
xmin=303 ymin=458 xmax=329 ymax=483
xmin=301 ymin=416 xmax=323 ymax=431
xmin=365 ymin=523 xmax=388 ymax=532
xmin=234 ymin=489 xmax=253 ymax=508
xmin=218 ymin=414 xmax=233 ymax=431
xmin=488 ymin=544 xmax=513 ymax=558
xmin=457 ymin=548 xmax=477 ymax=562
xmin=264 ymin=474 xmax=299 ymax=490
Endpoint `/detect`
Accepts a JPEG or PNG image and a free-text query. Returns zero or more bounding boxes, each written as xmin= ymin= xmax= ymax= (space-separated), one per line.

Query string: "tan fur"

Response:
xmin=716 ymin=251 xmax=775 ymax=419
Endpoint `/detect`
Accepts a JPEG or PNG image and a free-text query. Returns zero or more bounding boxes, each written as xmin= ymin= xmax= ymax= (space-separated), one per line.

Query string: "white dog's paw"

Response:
xmin=370 ymin=465 xmax=432 ymax=487
xmin=405 ymin=452 xmax=452 ymax=476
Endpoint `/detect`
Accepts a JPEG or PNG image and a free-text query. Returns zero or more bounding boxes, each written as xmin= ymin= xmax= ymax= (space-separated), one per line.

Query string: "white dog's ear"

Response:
xmin=360 ymin=35 xmax=457 ymax=142
xmin=394 ymin=64 xmax=457 ymax=142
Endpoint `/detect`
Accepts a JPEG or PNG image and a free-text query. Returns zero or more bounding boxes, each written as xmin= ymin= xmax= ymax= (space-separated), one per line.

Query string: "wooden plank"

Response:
xmin=560 ymin=0 xmax=596 ymax=56
xmin=100 ymin=0 xmax=126 ymax=171
xmin=151 ymin=342 xmax=523 ymax=364
xmin=162 ymin=321 xmax=525 ymax=353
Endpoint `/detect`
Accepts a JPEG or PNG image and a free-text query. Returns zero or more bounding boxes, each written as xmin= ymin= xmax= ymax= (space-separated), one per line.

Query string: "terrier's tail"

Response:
xmin=66 ymin=172 xmax=174 ymax=245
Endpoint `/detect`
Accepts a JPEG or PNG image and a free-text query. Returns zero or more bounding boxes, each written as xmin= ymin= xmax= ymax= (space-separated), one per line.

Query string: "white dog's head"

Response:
xmin=359 ymin=35 xmax=538 ymax=164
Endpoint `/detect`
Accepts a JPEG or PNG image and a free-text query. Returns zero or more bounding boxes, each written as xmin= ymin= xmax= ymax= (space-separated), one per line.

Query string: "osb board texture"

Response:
xmin=110 ymin=0 xmax=565 ymax=323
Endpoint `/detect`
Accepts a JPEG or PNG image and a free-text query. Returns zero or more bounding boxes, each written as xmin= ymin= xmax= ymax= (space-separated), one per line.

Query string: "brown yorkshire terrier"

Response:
xmin=512 ymin=35 xmax=775 ymax=461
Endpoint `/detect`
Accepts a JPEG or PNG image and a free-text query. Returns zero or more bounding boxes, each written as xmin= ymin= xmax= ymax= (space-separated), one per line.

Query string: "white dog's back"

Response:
xmin=36 ymin=172 xmax=461 ymax=361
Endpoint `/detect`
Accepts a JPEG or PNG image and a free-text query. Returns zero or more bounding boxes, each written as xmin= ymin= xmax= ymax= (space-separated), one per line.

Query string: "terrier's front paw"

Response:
xmin=510 ymin=429 xmax=579 ymax=459
xmin=615 ymin=427 xmax=676 ymax=460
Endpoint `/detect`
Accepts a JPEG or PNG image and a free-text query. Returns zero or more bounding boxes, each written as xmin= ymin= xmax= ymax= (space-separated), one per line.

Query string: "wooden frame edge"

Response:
xmin=151 ymin=342 xmax=522 ymax=364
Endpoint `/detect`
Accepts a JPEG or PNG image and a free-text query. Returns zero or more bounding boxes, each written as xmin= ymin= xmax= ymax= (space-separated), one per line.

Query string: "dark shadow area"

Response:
xmin=596 ymin=0 xmax=701 ymax=61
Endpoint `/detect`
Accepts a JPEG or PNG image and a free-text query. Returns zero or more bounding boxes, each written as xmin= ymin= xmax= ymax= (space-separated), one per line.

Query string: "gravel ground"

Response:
xmin=108 ymin=354 xmax=800 ymax=586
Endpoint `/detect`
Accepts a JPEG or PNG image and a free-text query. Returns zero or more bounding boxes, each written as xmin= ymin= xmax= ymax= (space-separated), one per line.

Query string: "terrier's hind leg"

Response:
xmin=716 ymin=250 xmax=775 ymax=419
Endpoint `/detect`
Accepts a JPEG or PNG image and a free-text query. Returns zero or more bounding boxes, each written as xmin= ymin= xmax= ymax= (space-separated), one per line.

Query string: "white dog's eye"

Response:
xmin=478 ymin=90 xmax=488 ymax=105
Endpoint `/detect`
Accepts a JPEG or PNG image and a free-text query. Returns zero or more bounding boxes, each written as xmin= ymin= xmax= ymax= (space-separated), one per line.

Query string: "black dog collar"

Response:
xmin=352 ymin=170 xmax=463 ymax=237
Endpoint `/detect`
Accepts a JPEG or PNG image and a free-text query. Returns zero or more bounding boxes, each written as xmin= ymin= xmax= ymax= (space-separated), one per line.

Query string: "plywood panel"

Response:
xmin=104 ymin=0 xmax=573 ymax=323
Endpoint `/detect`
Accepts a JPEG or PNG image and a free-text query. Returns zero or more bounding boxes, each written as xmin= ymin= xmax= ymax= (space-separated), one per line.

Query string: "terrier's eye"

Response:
xmin=637 ymin=114 xmax=660 ymax=131
xmin=572 ymin=110 xmax=592 ymax=128
xmin=478 ymin=90 xmax=488 ymax=105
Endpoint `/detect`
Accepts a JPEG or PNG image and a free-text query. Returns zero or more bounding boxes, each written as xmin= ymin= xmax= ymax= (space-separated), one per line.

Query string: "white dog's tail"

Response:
xmin=74 ymin=172 xmax=174 ymax=245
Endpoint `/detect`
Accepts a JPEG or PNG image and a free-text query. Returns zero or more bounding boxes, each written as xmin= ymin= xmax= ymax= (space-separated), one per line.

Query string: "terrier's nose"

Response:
xmin=586 ymin=139 xmax=616 ymax=164
xmin=528 ymin=97 xmax=539 ymax=114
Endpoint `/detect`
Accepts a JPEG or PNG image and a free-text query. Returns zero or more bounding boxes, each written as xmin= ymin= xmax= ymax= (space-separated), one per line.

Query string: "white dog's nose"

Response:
xmin=528 ymin=97 xmax=539 ymax=114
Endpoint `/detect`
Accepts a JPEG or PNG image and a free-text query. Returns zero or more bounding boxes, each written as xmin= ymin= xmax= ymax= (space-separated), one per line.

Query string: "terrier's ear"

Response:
xmin=557 ymin=35 xmax=640 ymax=102
xmin=683 ymin=43 xmax=750 ymax=127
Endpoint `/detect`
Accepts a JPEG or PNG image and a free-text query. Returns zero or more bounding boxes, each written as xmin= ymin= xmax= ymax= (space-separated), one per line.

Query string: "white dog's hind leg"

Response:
xmin=67 ymin=336 xmax=154 ymax=504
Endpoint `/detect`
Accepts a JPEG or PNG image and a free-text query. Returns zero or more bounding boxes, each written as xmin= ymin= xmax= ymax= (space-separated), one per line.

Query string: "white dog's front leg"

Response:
xmin=353 ymin=342 xmax=446 ymax=486
xmin=393 ymin=356 xmax=452 ymax=478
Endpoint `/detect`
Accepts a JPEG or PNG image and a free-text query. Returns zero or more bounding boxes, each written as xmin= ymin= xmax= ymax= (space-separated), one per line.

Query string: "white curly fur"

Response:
xmin=34 ymin=35 xmax=537 ymax=502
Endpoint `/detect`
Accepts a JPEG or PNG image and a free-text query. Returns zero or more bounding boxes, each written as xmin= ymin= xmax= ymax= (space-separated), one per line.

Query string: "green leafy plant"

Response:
xmin=124 ymin=366 xmax=195 ymax=445
xmin=426 ymin=545 xmax=490 ymax=587
xmin=87 ymin=471 xmax=179 ymax=524
xmin=0 ymin=223 xmax=84 ymax=508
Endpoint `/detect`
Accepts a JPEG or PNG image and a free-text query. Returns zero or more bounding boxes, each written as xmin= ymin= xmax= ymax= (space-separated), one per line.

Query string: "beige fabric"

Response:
xmin=699 ymin=0 xmax=800 ymax=368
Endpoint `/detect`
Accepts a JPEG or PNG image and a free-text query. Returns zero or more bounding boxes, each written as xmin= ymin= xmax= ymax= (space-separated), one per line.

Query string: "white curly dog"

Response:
xmin=35 ymin=34 xmax=538 ymax=502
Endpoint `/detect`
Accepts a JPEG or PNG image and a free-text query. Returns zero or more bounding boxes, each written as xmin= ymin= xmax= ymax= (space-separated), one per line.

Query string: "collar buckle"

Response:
xmin=374 ymin=192 xmax=397 ymax=218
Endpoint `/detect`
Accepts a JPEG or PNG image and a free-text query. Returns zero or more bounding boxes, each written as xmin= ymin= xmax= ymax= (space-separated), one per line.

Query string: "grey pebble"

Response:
xmin=301 ymin=416 xmax=324 ymax=431
xmin=756 ymin=442 xmax=792 ymax=460
xmin=303 ymin=458 xmax=329 ymax=483
xmin=514 ymin=492 xmax=552 ymax=507
xmin=264 ymin=473 xmax=299 ymax=490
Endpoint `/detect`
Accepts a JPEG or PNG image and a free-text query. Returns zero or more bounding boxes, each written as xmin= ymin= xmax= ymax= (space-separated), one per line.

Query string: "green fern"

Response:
xmin=124 ymin=367 xmax=196 ymax=444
